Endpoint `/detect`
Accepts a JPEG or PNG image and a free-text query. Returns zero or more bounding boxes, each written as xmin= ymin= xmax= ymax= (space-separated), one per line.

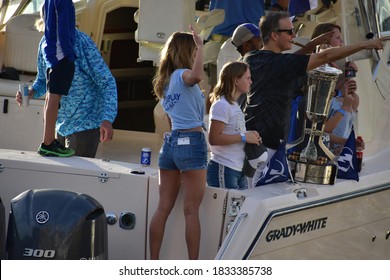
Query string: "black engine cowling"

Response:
xmin=6 ymin=189 xmax=108 ymax=260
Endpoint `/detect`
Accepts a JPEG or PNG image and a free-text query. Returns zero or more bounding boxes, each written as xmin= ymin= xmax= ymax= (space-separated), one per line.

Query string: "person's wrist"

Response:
xmin=240 ymin=132 xmax=246 ymax=143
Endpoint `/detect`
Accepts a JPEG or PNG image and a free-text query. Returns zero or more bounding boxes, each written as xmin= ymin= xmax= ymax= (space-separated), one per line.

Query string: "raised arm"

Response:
xmin=307 ymin=37 xmax=389 ymax=71
xmin=293 ymin=31 xmax=334 ymax=55
xmin=182 ymin=25 xmax=204 ymax=86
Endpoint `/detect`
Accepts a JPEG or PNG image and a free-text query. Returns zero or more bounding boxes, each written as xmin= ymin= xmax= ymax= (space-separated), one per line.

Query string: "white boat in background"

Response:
xmin=0 ymin=0 xmax=389 ymax=260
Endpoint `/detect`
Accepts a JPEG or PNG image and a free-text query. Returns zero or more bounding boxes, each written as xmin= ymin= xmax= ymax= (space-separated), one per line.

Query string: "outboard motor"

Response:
xmin=0 ymin=196 xmax=5 ymax=259
xmin=6 ymin=189 xmax=108 ymax=260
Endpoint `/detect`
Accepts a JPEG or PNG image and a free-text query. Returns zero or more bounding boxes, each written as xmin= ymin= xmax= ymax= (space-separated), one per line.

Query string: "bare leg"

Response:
xmin=181 ymin=169 xmax=206 ymax=260
xmin=43 ymin=93 xmax=61 ymax=145
xmin=149 ymin=169 xmax=181 ymax=260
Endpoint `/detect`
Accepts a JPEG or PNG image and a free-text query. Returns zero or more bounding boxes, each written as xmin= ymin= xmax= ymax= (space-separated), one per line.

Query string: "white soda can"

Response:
xmin=19 ymin=83 xmax=29 ymax=107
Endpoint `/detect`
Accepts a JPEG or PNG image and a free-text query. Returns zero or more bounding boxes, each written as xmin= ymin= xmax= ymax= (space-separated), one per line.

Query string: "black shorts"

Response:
xmin=47 ymin=57 xmax=75 ymax=95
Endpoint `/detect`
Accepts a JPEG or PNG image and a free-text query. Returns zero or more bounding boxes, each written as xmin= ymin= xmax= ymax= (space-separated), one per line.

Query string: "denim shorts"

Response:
xmin=207 ymin=160 xmax=248 ymax=190
xmin=158 ymin=130 xmax=208 ymax=171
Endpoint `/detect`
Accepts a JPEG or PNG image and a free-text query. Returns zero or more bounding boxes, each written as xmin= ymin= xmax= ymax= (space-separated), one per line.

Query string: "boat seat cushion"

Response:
xmin=3 ymin=14 xmax=42 ymax=74
xmin=1 ymin=14 xmax=42 ymax=97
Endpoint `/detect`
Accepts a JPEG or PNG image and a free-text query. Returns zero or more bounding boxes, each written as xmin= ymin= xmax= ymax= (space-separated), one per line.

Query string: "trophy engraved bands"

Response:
xmin=288 ymin=65 xmax=342 ymax=185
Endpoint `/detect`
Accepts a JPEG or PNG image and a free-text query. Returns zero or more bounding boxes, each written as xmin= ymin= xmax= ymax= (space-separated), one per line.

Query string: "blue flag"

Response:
xmin=337 ymin=129 xmax=359 ymax=181
xmin=255 ymin=141 xmax=289 ymax=187
xmin=287 ymin=95 xmax=304 ymax=154
xmin=288 ymin=0 xmax=318 ymax=16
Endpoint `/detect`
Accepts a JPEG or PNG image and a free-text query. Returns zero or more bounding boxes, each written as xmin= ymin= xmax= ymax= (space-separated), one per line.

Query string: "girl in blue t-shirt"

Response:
xmin=149 ymin=26 xmax=207 ymax=260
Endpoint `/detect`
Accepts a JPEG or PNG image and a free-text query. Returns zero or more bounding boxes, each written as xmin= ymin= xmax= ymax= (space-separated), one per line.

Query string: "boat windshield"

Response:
xmin=1 ymin=0 xmax=84 ymax=27
xmin=1 ymin=0 xmax=42 ymax=25
xmin=378 ymin=0 xmax=390 ymax=35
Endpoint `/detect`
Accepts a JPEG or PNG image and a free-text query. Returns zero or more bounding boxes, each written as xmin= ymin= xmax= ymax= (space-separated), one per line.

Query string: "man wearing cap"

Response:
xmin=232 ymin=24 xmax=263 ymax=112
xmin=232 ymin=23 xmax=263 ymax=58
xmin=242 ymin=11 xmax=389 ymax=187
xmin=205 ymin=0 xmax=266 ymax=113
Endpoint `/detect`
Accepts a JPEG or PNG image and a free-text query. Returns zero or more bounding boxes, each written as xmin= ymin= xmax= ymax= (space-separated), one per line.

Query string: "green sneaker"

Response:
xmin=38 ymin=140 xmax=75 ymax=157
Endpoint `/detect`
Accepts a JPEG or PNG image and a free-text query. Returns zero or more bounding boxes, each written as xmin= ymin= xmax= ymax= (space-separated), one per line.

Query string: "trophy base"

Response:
xmin=289 ymin=160 xmax=338 ymax=185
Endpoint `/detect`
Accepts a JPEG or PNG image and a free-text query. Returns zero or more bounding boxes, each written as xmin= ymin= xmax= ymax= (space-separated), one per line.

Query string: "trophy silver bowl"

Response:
xmin=288 ymin=65 xmax=342 ymax=185
xmin=301 ymin=65 xmax=342 ymax=161
xmin=306 ymin=65 xmax=343 ymax=124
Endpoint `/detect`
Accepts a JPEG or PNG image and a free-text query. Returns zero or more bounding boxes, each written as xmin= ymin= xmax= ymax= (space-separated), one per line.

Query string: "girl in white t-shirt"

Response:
xmin=207 ymin=61 xmax=262 ymax=189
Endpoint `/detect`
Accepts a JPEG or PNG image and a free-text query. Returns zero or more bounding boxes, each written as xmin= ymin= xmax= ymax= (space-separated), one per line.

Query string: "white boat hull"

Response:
xmin=1 ymin=148 xmax=389 ymax=259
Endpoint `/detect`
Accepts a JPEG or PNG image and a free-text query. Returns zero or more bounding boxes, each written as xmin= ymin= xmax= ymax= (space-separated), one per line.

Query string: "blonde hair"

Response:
xmin=210 ymin=61 xmax=249 ymax=104
xmin=152 ymin=32 xmax=196 ymax=99
xmin=35 ymin=3 xmax=44 ymax=32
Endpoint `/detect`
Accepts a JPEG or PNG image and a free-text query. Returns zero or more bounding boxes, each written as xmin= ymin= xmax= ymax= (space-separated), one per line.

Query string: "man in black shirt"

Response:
xmin=243 ymin=11 xmax=389 ymax=187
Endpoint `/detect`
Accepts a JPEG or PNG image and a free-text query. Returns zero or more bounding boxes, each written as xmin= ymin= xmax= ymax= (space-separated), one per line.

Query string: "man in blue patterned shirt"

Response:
xmin=16 ymin=9 xmax=117 ymax=158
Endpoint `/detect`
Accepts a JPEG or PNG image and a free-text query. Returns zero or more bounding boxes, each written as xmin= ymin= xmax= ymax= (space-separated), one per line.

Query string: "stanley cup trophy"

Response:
xmin=288 ymin=65 xmax=342 ymax=185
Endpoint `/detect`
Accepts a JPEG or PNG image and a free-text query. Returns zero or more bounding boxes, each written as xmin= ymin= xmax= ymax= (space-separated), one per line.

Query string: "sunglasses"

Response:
xmin=276 ymin=28 xmax=295 ymax=35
